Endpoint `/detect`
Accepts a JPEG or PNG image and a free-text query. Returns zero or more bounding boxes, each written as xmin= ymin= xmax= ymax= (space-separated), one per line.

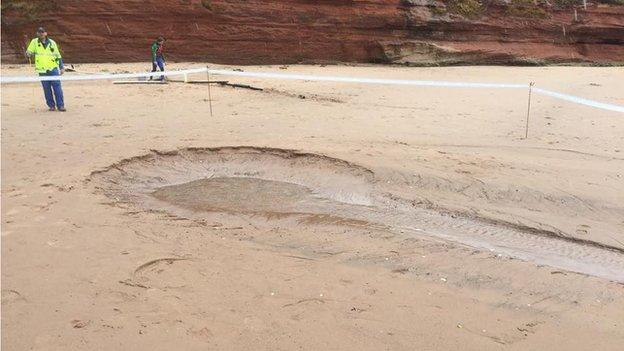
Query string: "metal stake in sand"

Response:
xmin=524 ymin=82 xmax=535 ymax=140
xmin=206 ymin=66 xmax=213 ymax=117
xmin=28 ymin=56 xmax=36 ymax=112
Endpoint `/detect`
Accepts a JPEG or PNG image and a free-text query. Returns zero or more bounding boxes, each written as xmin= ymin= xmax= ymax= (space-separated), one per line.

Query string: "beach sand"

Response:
xmin=2 ymin=63 xmax=623 ymax=350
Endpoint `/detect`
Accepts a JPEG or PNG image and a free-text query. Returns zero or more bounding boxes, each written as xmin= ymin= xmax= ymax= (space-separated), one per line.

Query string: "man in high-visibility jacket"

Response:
xmin=26 ymin=27 xmax=66 ymax=112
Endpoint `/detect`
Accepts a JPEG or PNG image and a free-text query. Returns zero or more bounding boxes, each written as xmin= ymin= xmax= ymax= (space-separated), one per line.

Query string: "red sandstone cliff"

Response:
xmin=1 ymin=0 xmax=623 ymax=65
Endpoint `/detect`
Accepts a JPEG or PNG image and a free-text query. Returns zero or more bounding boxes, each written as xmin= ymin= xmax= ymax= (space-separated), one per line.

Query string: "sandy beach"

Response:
xmin=2 ymin=63 xmax=623 ymax=350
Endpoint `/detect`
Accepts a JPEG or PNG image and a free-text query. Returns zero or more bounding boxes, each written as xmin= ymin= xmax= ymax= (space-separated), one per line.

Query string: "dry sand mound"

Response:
xmin=90 ymin=147 xmax=624 ymax=282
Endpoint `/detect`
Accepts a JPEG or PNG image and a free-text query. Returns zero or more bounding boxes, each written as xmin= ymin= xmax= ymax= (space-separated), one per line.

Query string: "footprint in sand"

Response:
xmin=1 ymin=289 xmax=26 ymax=305
xmin=575 ymin=224 xmax=591 ymax=236
xmin=126 ymin=257 xmax=194 ymax=289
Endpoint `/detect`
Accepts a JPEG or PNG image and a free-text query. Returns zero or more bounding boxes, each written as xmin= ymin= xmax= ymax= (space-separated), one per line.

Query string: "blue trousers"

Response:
xmin=39 ymin=68 xmax=64 ymax=109
xmin=151 ymin=57 xmax=165 ymax=80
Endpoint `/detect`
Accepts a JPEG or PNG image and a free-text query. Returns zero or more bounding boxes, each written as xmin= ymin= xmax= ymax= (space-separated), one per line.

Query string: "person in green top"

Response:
xmin=150 ymin=36 xmax=166 ymax=81
xmin=25 ymin=27 xmax=66 ymax=111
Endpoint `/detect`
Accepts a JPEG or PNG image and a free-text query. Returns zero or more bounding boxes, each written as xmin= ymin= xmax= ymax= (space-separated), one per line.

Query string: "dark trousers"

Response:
xmin=39 ymin=68 xmax=64 ymax=109
xmin=151 ymin=57 xmax=165 ymax=80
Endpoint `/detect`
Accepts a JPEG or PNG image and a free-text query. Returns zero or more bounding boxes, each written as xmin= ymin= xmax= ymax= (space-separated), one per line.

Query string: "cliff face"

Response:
xmin=2 ymin=0 xmax=623 ymax=65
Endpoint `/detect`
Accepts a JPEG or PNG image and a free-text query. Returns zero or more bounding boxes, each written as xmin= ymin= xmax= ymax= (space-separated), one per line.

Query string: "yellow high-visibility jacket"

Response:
xmin=26 ymin=38 xmax=63 ymax=73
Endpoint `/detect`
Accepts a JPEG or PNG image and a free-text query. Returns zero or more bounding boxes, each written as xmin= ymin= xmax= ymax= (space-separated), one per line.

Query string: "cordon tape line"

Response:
xmin=0 ymin=67 xmax=208 ymax=83
xmin=1 ymin=67 xmax=623 ymax=113
xmin=207 ymin=69 xmax=528 ymax=89
xmin=531 ymin=88 xmax=624 ymax=114
xmin=207 ymin=69 xmax=624 ymax=113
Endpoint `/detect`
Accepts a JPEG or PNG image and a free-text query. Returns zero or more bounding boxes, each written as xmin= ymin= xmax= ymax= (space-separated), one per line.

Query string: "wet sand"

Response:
xmin=1 ymin=63 xmax=623 ymax=350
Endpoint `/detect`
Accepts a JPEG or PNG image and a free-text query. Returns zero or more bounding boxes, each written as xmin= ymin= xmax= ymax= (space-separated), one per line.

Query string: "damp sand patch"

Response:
xmin=152 ymin=177 xmax=363 ymax=216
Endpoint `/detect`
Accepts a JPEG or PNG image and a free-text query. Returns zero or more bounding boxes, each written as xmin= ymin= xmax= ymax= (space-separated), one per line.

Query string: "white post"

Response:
xmin=207 ymin=66 xmax=213 ymax=117
xmin=525 ymin=82 xmax=535 ymax=140
xmin=184 ymin=73 xmax=188 ymax=83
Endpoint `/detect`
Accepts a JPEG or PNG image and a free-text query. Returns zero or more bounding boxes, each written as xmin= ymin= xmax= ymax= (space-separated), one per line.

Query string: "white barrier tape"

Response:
xmin=0 ymin=67 xmax=207 ymax=83
xmin=532 ymin=87 xmax=624 ymax=113
xmin=207 ymin=69 xmax=528 ymax=89
xmin=208 ymin=70 xmax=624 ymax=113
xmin=2 ymin=67 xmax=622 ymax=113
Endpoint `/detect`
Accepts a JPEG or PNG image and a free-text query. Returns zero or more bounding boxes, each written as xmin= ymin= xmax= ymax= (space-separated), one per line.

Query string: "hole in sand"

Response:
xmin=90 ymin=146 xmax=624 ymax=282
xmin=90 ymin=146 xmax=376 ymax=215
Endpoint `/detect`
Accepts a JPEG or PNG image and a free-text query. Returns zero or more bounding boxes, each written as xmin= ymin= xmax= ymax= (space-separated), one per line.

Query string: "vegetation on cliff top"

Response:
xmin=506 ymin=0 xmax=549 ymax=18
xmin=440 ymin=0 xmax=560 ymax=19
xmin=201 ymin=0 xmax=213 ymax=10
xmin=445 ymin=0 xmax=485 ymax=18
xmin=1 ymin=0 xmax=55 ymax=23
